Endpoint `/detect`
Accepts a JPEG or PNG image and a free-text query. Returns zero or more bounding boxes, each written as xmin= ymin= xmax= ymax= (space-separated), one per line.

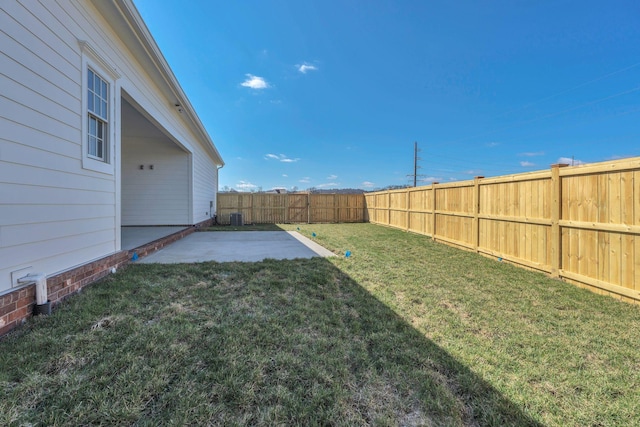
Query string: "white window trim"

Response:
xmin=80 ymin=41 xmax=120 ymax=174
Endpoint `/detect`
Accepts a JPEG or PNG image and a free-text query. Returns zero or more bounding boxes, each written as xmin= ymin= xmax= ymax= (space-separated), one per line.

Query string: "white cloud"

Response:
xmin=241 ymin=74 xmax=269 ymax=89
xmin=282 ymin=174 xmax=288 ymax=178
xmin=316 ymin=182 xmax=339 ymax=188
xmin=557 ymin=157 xmax=585 ymax=166
xmin=420 ymin=177 xmax=443 ymax=183
xmin=297 ymin=63 xmax=318 ymax=74
xmin=520 ymin=161 xmax=535 ymax=167
xmin=486 ymin=142 xmax=500 ymax=147
xmin=326 ymin=174 xmax=338 ymax=180
xmin=264 ymin=153 xmax=300 ymax=163
xmin=299 ymin=177 xmax=311 ymax=183
xmin=361 ymin=181 xmax=375 ymax=188
xmin=519 ymin=151 xmax=544 ymax=157
xmin=464 ymin=170 xmax=482 ymax=175
xmin=236 ymin=180 xmax=258 ymax=190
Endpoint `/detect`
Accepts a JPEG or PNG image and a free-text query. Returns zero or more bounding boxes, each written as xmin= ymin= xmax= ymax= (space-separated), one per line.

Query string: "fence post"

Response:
xmin=387 ymin=191 xmax=391 ymax=226
xmin=473 ymin=176 xmax=484 ymax=252
xmin=431 ymin=182 xmax=439 ymax=240
xmin=284 ymin=194 xmax=289 ymax=224
xmin=550 ymin=164 xmax=569 ymax=277
xmin=406 ymin=188 xmax=410 ymax=231
xmin=307 ymin=193 xmax=311 ymax=224
xmin=362 ymin=194 xmax=367 ymax=223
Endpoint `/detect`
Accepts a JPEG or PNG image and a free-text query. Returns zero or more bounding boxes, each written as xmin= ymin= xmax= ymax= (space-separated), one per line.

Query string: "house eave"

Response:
xmin=90 ymin=0 xmax=224 ymax=167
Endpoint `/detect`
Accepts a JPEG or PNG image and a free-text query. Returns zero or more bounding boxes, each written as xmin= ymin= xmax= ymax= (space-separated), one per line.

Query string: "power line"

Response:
xmin=431 ymin=103 xmax=640 ymax=156
xmin=436 ymin=60 xmax=640 ymax=146
xmin=442 ymin=84 xmax=640 ymax=146
xmin=493 ymin=61 xmax=640 ymax=119
xmin=407 ymin=64 xmax=640 ymax=182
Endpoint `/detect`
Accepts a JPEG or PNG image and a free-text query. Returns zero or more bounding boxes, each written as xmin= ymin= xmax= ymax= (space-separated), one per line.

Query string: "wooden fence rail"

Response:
xmin=217 ymin=157 xmax=640 ymax=303
xmin=217 ymin=193 xmax=366 ymax=225
xmin=365 ymin=157 xmax=640 ymax=303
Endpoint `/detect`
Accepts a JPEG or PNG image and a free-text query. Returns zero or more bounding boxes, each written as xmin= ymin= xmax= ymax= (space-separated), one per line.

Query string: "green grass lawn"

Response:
xmin=1 ymin=223 xmax=639 ymax=426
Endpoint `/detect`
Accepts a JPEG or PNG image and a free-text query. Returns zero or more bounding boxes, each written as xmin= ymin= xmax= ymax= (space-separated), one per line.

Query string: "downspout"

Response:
xmin=213 ymin=164 xmax=223 ymax=225
xmin=17 ymin=273 xmax=51 ymax=315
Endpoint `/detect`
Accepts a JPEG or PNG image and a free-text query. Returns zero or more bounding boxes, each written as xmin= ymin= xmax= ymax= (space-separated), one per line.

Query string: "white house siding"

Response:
xmin=1 ymin=1 xmax=118 ymax=295
xmin=192 ymin=137 xmax=219 ymax=223
xmin=0 ymin=0 xmax=223 ymax=295
xmin=121 ymin=135 xmax=190 ymax=225
xmin=119 ymin=87 xmax=222 ymax=226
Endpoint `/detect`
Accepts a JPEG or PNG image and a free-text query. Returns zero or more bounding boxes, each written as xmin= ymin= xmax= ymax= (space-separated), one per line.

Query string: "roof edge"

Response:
xmin=102 ymin=0 xmax=224 ymax=166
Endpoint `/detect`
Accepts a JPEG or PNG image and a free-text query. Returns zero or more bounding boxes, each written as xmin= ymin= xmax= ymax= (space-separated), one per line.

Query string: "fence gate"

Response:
xmin=287 ymin=194 xmax=309 ymax=223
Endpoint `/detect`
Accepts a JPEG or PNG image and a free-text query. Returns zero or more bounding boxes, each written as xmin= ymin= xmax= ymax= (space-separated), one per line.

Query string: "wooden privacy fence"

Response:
xmin=217 ymin=193 xmax=366 ymax=225
xmin=365 ymin=157 xmax=640 ymax=303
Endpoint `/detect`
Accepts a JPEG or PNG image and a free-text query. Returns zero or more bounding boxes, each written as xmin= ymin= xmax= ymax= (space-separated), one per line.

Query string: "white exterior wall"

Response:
xmin=0 ymin=0 xmax=222 ymax=295
xmin=121 ymin=135 xmax=190 ymax=225
xmin=192 ymin=140 xmax=219 ymax=223
xmin=1 ymin=0 xmax=116 ymax=295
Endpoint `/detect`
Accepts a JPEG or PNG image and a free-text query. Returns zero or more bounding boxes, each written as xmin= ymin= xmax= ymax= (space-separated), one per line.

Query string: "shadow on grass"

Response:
xmin=0 ymin=257 xmax=542 ymax=426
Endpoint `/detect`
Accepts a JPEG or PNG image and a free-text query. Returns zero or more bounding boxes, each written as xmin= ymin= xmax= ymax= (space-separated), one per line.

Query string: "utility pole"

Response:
xmin=413 ymin=141 xmax=418 ymax=187
xmin=407 ymin=141 xmax=425 ymax=187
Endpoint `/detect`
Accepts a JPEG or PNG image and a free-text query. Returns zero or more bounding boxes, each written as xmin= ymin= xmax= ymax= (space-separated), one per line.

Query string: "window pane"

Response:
xmin=88 ymin=70 xmax=94 ymax=91
xmin=88 ymin=136 xmax=96 ymax=157
xmin=86 ymin=68 xmax=108 ymax=162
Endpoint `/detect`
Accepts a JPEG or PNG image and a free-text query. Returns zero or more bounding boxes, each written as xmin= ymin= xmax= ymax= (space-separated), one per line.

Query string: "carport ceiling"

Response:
xmin=121 ymin=98 xmax=167 ymax=139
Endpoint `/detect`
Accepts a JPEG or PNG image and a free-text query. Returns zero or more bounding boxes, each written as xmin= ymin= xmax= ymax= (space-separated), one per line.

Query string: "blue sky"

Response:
xmin=134 ymin=0 xmax=640 ymax=191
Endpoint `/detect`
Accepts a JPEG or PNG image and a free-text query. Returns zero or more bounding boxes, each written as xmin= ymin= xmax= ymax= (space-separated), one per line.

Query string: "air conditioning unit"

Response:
xmin=230 ymin=212 xmax=244 ymax=226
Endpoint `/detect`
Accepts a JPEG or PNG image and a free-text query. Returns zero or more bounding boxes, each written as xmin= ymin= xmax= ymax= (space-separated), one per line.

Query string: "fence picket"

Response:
xmin=218 ymin=157 xmax=640 ymax=303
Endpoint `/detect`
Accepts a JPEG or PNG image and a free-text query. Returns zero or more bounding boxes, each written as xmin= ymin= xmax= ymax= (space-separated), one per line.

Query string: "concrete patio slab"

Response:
xmin=136 ymin=231 xmax=336 ymax=263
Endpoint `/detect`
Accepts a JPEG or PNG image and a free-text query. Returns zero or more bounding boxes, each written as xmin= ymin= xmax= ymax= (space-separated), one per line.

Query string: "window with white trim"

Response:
xmin=87 ymin=68 xmax=109 ymax=162
xmin=80 ymin=40 xmax=119 ymax=175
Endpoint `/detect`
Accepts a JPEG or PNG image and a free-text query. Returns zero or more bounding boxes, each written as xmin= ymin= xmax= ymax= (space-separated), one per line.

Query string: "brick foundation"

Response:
xmin=0 ymin=218 xmax=214 ymax=338
xmin=131 ymin=227 xmax=198 ymax=259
